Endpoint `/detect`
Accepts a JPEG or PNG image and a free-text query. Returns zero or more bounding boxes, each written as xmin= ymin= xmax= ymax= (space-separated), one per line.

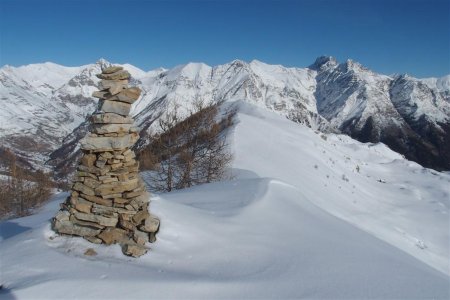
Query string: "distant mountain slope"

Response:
xmin=1 ymin=57 xmax=449 ymax=171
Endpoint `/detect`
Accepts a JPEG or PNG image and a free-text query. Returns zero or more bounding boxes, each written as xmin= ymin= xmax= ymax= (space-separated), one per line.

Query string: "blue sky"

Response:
xmin=0 ymin=0 xmax=449 ymax=77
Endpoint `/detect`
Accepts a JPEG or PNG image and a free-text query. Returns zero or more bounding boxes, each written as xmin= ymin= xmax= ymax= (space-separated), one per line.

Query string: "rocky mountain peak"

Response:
xmin=309 ymin=56 xmax=338 ymax=71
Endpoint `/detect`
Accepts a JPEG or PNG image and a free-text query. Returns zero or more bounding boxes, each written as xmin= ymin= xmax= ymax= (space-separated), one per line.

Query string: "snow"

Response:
xmin=1 ymin=101 xmax=449 ymax=299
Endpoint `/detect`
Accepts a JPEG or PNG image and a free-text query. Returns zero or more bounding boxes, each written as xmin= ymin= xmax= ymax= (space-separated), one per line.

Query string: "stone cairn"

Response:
xmin=52 ymin=66 xmax=159 ymax=257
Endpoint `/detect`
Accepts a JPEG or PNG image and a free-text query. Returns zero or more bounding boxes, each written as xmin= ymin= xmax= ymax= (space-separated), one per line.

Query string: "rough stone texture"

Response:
xmin=122 ymin=243 xmax=147 ymax=257
xmin=102 ymin=66 xmax=123 ymax=74
xmin=93 ymin=124 xmax=133 ymax=134
xmin=107 ymin=87 xmax=141 ymax=104
xmin=80 ymin=133 xmax=139 ymax=151
xmin=92 ymin=113 xmax=133 ymax=124
xmin=100 ymin=100 xmax=131 ymax=116
xmin=96 ymin=70 xmax=130 ymax=80
xmin=52 ymin=66 xmax=159 ymax=257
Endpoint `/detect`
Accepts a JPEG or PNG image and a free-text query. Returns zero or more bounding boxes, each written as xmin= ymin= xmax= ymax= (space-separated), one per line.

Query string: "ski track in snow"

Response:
xmin=0 ymin=101 xmax=449 ymax=299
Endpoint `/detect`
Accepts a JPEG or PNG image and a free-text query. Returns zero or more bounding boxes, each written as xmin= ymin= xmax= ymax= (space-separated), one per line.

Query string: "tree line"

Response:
xmin=0 ymin=149 xmax=53 ymax=219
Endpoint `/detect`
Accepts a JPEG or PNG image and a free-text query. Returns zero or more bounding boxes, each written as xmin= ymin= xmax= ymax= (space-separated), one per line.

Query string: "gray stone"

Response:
xmin=80 ymin=133 xmax=139 ymax=151
xmin=91 ymin=113 xmax=133 ymax=124
xmin=55 ymin=210 xmax=70 ymax=222
xmin=53 ymin=219 xmax=101 ymax=237
xmin=99 ymin=79 xmax=128 ymax=95
xmin=140 ymin=215 xmax=160 ymax=233
xmin=100 ymin=100 xmax=131 ymax=116
xmin=107 ymin=87 xmax=141 ymax=104
xmin=132 ymin=210 xmax=149 ymax=225
xmin=133 ymin=229 xmax=149 ymax=245
xmin=122 ymin=243 xmax=147 ymax=257
xmin=74 ymin=212 xmax=118 ymax=227
xmin=93 ymin=123 xmax=133 ymax=134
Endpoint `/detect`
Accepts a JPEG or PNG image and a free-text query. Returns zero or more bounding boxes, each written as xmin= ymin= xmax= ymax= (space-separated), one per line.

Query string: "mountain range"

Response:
xmin=0 ymin=57 xmax=449 ymax=172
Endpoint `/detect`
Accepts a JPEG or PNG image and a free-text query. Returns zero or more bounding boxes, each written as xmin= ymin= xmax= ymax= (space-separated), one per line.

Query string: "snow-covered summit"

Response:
xmin=1 ymin=57 xmax=449 ymax=170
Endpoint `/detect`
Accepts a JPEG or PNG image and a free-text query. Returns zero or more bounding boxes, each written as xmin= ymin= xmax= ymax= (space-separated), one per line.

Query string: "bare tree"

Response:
xmin=138 ymin=102 xmax=234 ymax=192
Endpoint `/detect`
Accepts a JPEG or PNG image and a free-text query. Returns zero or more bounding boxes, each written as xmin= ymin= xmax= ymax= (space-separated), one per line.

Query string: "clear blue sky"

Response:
xmin=0 ymin=0 xmax=449 ymax=77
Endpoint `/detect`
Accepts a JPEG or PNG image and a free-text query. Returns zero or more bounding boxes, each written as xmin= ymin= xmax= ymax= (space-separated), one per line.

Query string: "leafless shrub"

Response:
xmin=138 ymin=103 xmax=235 ymax=192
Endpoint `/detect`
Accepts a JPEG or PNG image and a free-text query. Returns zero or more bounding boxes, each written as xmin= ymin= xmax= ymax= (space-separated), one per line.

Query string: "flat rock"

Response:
xmin=95 ymin=178 xmax=139 ymax=196
xmin=107 ymin=87 xmax=141 ymax=104
xmin=102 ymin=66 xmax=123 ymax=74
xmin=53 ymin=219 xmax=101 ymax=237
xmin=72 ymin=182 xmax=95 ymax=196
xmin=74 ymin=212 xmax=118 ymax=227
xmin=93 ymin=123 xmax=133 ymax=134
xmin=99 ymin=79 xmax=128 ymax=95
xmin=81 ymin=194 xmax=113 ymax=206
xmin=80 ymin=133 xmax=139 ymax=151
xmin=100 ymin=100 xmax=131 ymax=116
xmin=91 ymin=113 xmax=133 ymax=124
xmin=96 ymin=70 xmax=130 ymax=80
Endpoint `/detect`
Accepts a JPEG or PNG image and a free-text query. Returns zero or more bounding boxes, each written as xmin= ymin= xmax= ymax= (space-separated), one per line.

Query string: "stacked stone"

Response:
xmin=53 ymin=66 xmax=159 ymax=257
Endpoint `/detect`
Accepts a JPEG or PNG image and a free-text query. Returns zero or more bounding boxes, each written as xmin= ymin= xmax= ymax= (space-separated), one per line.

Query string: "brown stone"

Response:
xmin=94 ymin=178 xmax=139 ymax=196
xmin=83 ymin=177 xmax=101 ymax=189
xmin=102 ymin=66 xmax=123 ymax=74
xmin=78 ymin=164 xmax=111 ymax=176
xmin=81 ymin=154 xmax=97 ymax=167
xmin=74 ymin=212 xmax=118 ymax=227
xmin=81 ymin=194 xmax=113 ymax=206
xmin=84 ymin=248 xmax=98 ymax=256
xmin=85 ymin=236 xmax=103 ymax=244
xmin=96 ymin=70 xmax=130 ymax=80
xmin=74 ymin=202 xmax=92 ymax=214
xmin=73 ymin=182 xmax=95 ymax=196
xmin=132 ymin=210 xmax=149 ymax=225
xmin=91 ymin=113 xmax=133 ymax=124
xmin=77 ymin=171 xmax=97 ymax=179
xmin=119 ymin=216 xmax=135 ymax=231
xmin=98 ymin=228 xmax=128 ymax=245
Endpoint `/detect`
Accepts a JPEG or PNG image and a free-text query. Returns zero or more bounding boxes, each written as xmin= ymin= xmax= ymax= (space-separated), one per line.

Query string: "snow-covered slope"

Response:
xmin=1 ymin=102 xmax=448 ymax=299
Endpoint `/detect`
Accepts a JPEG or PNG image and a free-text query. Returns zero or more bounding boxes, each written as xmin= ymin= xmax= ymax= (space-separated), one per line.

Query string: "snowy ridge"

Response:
xmin=0 ymin=102 xmax=448 ymax=299
xmin=1 ymin=57 xmax=450 ymax=170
